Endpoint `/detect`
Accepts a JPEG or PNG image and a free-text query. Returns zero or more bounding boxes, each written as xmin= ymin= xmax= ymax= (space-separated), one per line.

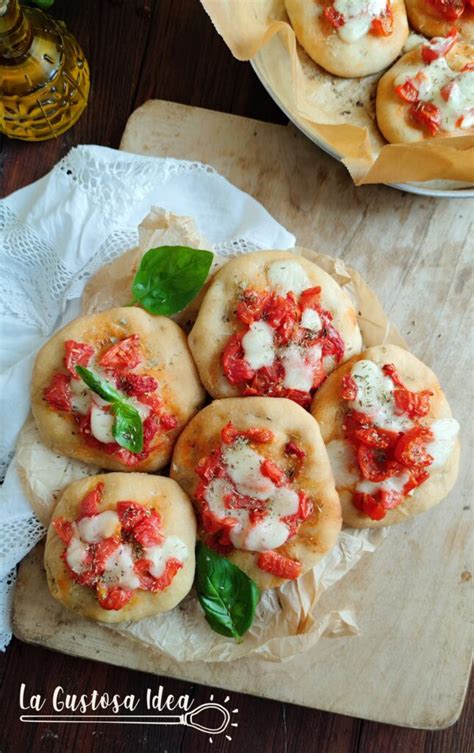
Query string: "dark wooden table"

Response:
xmin=0 ymin=2 xmax=471 ymax=752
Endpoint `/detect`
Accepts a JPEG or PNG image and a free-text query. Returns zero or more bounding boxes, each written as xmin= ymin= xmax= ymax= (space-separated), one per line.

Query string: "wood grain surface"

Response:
xmin=0 ymin=1 xmax=472 ymax=752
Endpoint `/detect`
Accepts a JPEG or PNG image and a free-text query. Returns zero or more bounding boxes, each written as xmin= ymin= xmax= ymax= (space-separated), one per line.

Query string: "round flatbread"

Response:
xmin=31 ymin=307 xmax=206 ymax=472
xmin=376 ymin=40 xmax=474 ymax=143
xmin=188 ymin=251 xmax=362 ymax=408
xmin=45 ymin=473 xmax=196 ymax=623
xmin=311 ymin=344 xmax=460 ymax=528
xmin=404 ymin=0 xmax=474 ymax=43
xmin=285 ymin=0 xmax=409 ymax=78
xmin=170 ymin=397 xmax=342 ymax=590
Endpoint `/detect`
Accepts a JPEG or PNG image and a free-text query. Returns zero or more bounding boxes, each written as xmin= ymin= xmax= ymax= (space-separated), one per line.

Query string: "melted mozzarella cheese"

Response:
xmin=77 ymin=510 xmax=120 ymax=544
xmin=243 ymin=518 xmax=290 ymax=552
xmin=326 ymin=440 xmax=360 ymax=487
xmin=270 ymin=487 xmax=300 ymax=517
xmin=267 ymin=260 xmax=311 ymax=296
xmin=348 ymin=360 xmax=412 ymax=432
xmin=281 ymin=344 xmax=321 ymax=392
xmin=65 ymin=535 xmax=89 ymax=574
xmin=144 ymin=537 xmax=188 ymax=579
xmin=301 ymin=308 xmax=322 ymax=332
xmin=334 ymin=0 xmax=387 ymax=42
xmin=103 ymin=543 xmax=140 ymax=590
xmin=90 ymin=403 xmax=115 ymax=444
xmin=223 ymin=442 xmax=275 ymax=500
xmin=357 ymin=472 xmax=410 ymax=496
xmin=242 ymin=321 xmax=275 ymax=370
xmin=427 ymin=418 xmax=460 ymax=469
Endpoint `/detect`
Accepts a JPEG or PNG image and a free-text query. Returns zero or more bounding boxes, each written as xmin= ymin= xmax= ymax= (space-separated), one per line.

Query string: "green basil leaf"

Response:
xmin=75 ymin=366 xmax=122 ymax=403
xmin=195 ymin=543 xmax=260 ymax=639
xmin=112 ymin=401 xmax=143 ymax=453
xmin=132 ymin=246 xmax=214 ymax=316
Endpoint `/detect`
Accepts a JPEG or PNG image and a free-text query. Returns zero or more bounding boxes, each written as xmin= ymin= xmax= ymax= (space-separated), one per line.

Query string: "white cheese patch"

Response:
xmin=281 ymin=344 xmax=321 ymax=392
xmin=427 ymin=418 xmax=460 ymax=469
xmin=223 ymin=442 xmax=275 ymax=501
xmin=65 ymin=535 xmax=89 ymax=574
xmin=242 ymin=517 xmax=290 ymax=552
xmin=267 ymin=260 xmax=311 ymax=296
xmin=270 ymin=487 xmax=300 ymax=517
xmin=242 ymin=320 xmax=275 ymax=370
xmin=334 ymin=0 xmax=386 ymax=42
xmin=90 ymin=403 xmax=115 ymax=444
xmin=326 ymin=440 xmax=360 ymax=487
xmin=348 ymin=360 xmax=412 ymax=432
xmin=357 ymin=472 xmax=410 ymax=496
xmin=338 ymin=17 xmax=371 ymax=42
xmin=77 ymin=510 xmax=120 ymax=544
xmin=144 ymin=536 xmax=188 ymax=579
xmin=301 ymin=308 xmax=322 ymax=332
xmin=103 ymin=543 xmax=140 ymax=590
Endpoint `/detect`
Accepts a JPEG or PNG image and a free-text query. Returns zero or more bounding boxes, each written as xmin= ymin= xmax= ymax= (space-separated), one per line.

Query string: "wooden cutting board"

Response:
xmin=13 ymin=100 xmax=472 ymax=730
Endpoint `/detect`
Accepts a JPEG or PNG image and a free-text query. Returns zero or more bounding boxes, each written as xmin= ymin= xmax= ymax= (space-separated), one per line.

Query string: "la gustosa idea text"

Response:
xmin=19 ymin=683 xmax=193 ymax=714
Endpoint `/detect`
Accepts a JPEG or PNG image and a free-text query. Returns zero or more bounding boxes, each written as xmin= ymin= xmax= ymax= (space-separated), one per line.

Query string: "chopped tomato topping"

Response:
xmin=99 ymin=334 xmax=141 ymax=371
xmin=96 ymin=584 xmax=133 ymax=611
xmin=323 ymin=4 xmax=345 ymax=27
xmin=117 ymin=500 xmax=148 ymax=531
xmin=159 ymin=413 xmax=178 ymax=431
xmin=395 ymin=79 xmax=419 ymax=103
xmin=341 ymin=374 xmax=358 ymax=401
xmin=261 ymin=458 xmax=287 ymax=486
xmin=285 ymin=441 xmax=306 ymax=461
xmin=43 ymin=373 xmax=71 ymax=412
xmin=421 ymin=28 xmax=458 ymax=63
xmin=358 ymin=445 xmax=398 ymax=482
xmin=117 ymin=373 xmax=158 ymax=396
xmin=132 ymin=510 xmax=164 ymax=547
xmin=257 ymin=551 xmax=302 ymax=579
xmin=222 ymin=333 xmax=255 ymax=385
xmin=220 ymin=422 xmax=274 ymax=445
xmin=236 ymin=290 xmax=271 ymax=324
xmin=223 ymin=490 xmax=263 ymax=511
xmin=52 ymin=518 xmax=74 ymax=544
xmin=78 ymin=483 xmax=104 ymax=518
xmin=410 ymin=102 xmax=441 ymax=136
xmin=383 ymin=364 xmax=433 ymax=418
xmin=64 ymin=340 xmax=95 ymax=378
xmin=427 ymin=0 xmax=464 ymax=21
xmin=149 ymin=558 xmax=183 ymax=592
xmin=344 ymin=411 xmax=399 ymax=450
xmin=299 ymin=286 xmax=321 ymax=311
xmin=403 ymin=468 xmax=430 ymax=494
xmin=94 ymin=537 xmax=120 ymax=570
xmin=394 ymin=427 xmax=434 ymax=468
xmin=380 ymin=489 xmax=404 ymax=509
xmin=353 ymin=493 xmax=387 ymax=520
xmin=370 ymin=5 xmax=393 ymax=35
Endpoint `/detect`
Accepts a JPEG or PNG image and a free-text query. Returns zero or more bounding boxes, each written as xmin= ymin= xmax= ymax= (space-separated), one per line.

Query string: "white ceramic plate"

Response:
xmin=251 ymin=58 xmax=474 ymax=199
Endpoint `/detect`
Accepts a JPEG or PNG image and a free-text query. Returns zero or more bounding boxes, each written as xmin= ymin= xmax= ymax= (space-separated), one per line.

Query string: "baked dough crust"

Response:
xmin=285 ymin=0 xmax=409 ymax=77
xmin=45 ymin=473 xmax=196 ymax=623
xmin=170 ymin=397 xmax=342 ymax=589
xmin=376 ymin=41 xmax=474 ymax=143
xmin=311 ymin=344 xmax=460 ymax=528
xmin=188 ymin=250 xmax=362 ymax=400
xmin=31 ymin=307 xmax=206 ymax=472
xmin=404 ymin=0 xmax=474 ymax=43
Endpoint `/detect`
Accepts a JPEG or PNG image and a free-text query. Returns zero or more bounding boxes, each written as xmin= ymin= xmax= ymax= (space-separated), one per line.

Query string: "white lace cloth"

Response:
xmin=0 ymin=144 xmax=295 ymax=651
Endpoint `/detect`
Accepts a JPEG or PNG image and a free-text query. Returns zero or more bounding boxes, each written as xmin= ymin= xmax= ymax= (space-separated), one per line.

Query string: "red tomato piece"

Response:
xmin=52 ymin=518 xmax=74 ymax=543
xmin=323 ymin=4 xmax=345 ymax=27
xmin=281 ymin=388 xmax=313 ymax=408
xmin=99 ymin=335 xmax=141 ymax=371
xmin=261 ymin=458 xmax=286 ymax=486
xmin=93 ymin=537 xmax=120 ymax=572
xmin=196 ymin=451 xmax=225 ymax=482
xmin=395 ymin=79 xmax=419 ymax=103
xmin=257 ymin=551 xmax=302 ymax=579
xmin=427 ymin=0 xmax=464 ymax=20
xmin=117 ymin=373 xmax=158 ymax=396
xmin=394 ymin=427 xmax=434 ymax=468
xmin=353 ymin=492 xmax=387 ymax=520
xmin=222 ymin=333 xmax=255 ymax=384
xmin=297 ymin=491 xmax=313 ymax=520
xmin=132 ymin=510 xmax=164 ymax=547
xmin=341 ymin=374 xmax=358 ymax=401
xmin=371 ymin=5 xmax=393 ymax=35
xmin=64 ymin=340 xmax=95 ymax=378
xmin=299 ymin=286 xmax=321 ymax=311
xmin=221 ymin=422 xmax=239 ymax=444
xmin=158 ymin=413 xmax=177 ymax=431
xmin=78 ymin=483 xmax=104 ymax=518
xmin=284 ymin=441 xmax=306 ymax=461
xmin=410 ymin=101 xmax=441 ymax=135
xmin=321 ymin=320 xmax=345 ymax=363
xmin=245 ymin=426 xmax=275 ymax=443
xmin=380 ymin=489 xmax=404 ymax=509
xmin=117 ymin=501 xmax=148 ymax=531
xmin=382 ymin=363 xmax=405 ymax=387
xmin=403 ymin=468 xmax=430 ymax=494
xmin=236 ymin=290 xmax=270 ymax=325
xmin=223 ymin=491 xmax=263 ymax=511
xmin=394 ymin=388 xmax=432 ymax=418
xmin=43 ymin=373 xmax=72 ymax=412
xmin=149 ymin=558 xmax=183 ymax=592
xmin=357 ymin=445 xmax=393 ymax=482
xmin=96 ymin=584 xmax=133 ymax=610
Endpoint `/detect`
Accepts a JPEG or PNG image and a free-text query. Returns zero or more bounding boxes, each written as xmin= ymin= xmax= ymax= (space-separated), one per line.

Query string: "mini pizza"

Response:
xmin=31 ymin=307 xmax=206 ymax=472
xmin=376 ymin=34 xmax=474 ymax=142
xmin=404 ymin=0 xmax=474 ymax=43
xmin=284 ymin=0 xmax=409 ymax=78
xmin=45 ymin=473 xmax=196 ymax=622
xmin=311 ymin=345 xmax=460 ymax=527
xmin=188 ymin=251 xmax=362 ymax=409
xmin=170 ymin=397 xmax=342 ymax=589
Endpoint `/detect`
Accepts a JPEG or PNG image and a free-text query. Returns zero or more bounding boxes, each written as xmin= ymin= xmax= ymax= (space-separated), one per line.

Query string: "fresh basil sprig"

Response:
xmin=195 ymin=543 xmax=260 ymax=640
xmin=131 ymin=246 xmax=214 ymax=316
xmin=75 ymin=366 xmax=143 ymax=453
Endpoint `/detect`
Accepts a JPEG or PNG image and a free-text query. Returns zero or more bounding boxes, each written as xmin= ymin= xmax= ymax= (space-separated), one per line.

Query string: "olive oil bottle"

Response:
xmin=0 ymin=0 xmax=90 ymax=141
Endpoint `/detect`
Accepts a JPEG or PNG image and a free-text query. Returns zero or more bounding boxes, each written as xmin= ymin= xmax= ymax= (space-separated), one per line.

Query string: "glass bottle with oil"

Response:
xmin=0 ymin=0 xmax=90 ymax=141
